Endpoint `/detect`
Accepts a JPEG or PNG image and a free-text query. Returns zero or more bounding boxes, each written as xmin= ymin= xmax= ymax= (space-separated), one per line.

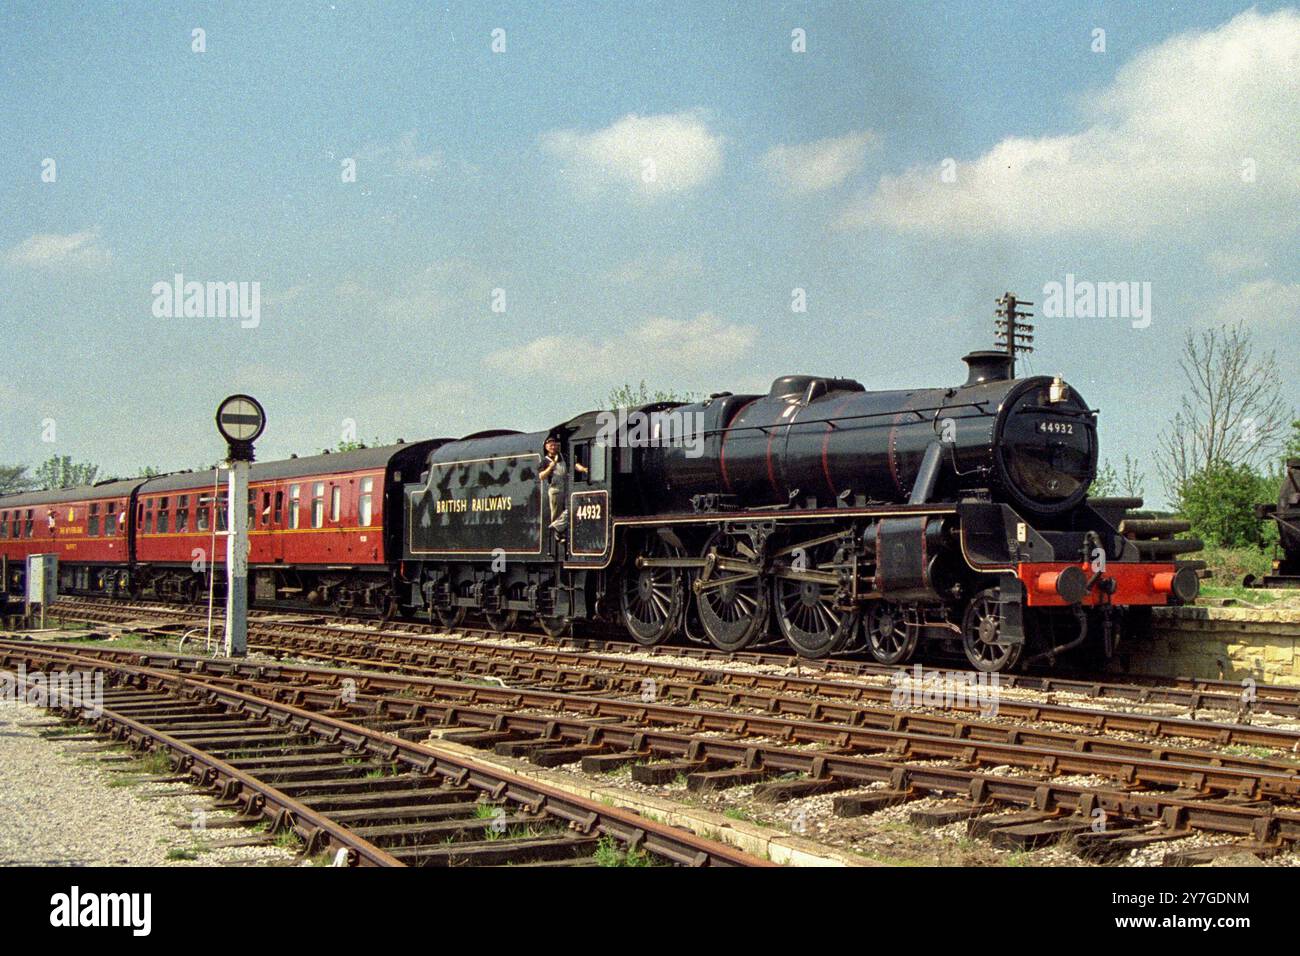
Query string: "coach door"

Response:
xmin=567 ymin=440 xmax=610 ymax=562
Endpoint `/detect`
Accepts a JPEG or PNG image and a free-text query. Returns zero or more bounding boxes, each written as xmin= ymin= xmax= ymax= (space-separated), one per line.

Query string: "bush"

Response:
xmin=1178 ymin=461 xmax=1274 ymax=549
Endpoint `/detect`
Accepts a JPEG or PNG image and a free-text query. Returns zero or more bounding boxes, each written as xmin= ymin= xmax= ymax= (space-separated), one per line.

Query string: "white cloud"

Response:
xmin=1212 ymin=279 xmax=1300 ymax=326
xmin=483 ymin=312 xmax=757 ymax=385
xmin=540 ymin=110 xmax=724 ymax=197
xmin=761 ymin=130 xmax=876 ymax=193
xmin=355 ymin=130 xmax=443 ymax=178
xmin=1205 ymin=248 xmax=1268 ymax=277
xmin=604 ymin=253 xmax=703 ymax=285
xmin=4 ymin=229 xmax=111 ymax=268
xmin=841 ymin=9 xmax=1300 ymax=236
xmin=390 ymin=130 xmax=443 ymax=176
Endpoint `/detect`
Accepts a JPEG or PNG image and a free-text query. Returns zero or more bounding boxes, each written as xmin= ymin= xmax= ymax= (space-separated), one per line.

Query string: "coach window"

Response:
xmin=260 ymin=491 xmax=272 ymax=527
xmin=273 ymin=490 xmax=283 ymax=526
xmin=144 ymin=501 xmax=154 ymax=534
xmin=158 ymin=497 xmax=171 ymax=534
xmin=196 ymin=501 xmax=209 ymax=532
xmin=217 ymin=503 xmax=228 ymax=532
xmin=177 ymin=495 xmax=189 ymax=533
xmin=248 ymin=489 xmax=256 ymax=526
xmin=88 ymin=503 xmax=100 ymax=536
xmin=105 ymin=503 xmax=115 ymax=536
xmin=311 ymin=482 xmax=324 ymax=528
xmin=289 ymin=484 xmax=301 ymax=529
xmin=0 ymin=512 xmax=8 ymax=537
xmin=25 ymin=509 xmax=34 ymax=537
xmin=330 ymin=485 xmax=341 ymax=522
xmin=359 ymin=478 xmax=374 ymax=526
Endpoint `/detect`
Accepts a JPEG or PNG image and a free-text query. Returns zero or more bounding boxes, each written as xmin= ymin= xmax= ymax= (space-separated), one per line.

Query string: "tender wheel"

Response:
xmin=621 ymin=534 xmax=685 ymax=646
xmin=432 ymin=580 xmax=468 ymax=629
xmin=961 ymin=588 xmax=1023 ymax=672
xmin=773 ymin=542 xmax=856 ymax=658
xmin=536 ymin=613 xmax=571 ymax=638
xmin=482 ymin=607 xmax=519 ymax=632
xmin=483 ymin=583 xmax=521 ymax=633
xmin=694 ymin=530 xmax=768 ymax=652
xmin=862 ymin=601 xmax=919 ymax=665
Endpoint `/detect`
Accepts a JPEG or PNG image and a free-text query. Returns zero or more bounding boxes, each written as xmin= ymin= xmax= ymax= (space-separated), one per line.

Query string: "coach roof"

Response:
xmin=0 ymin=477 xmax=148 ymax=509
xmin=0 ymin=443 xmax=428 ymax=507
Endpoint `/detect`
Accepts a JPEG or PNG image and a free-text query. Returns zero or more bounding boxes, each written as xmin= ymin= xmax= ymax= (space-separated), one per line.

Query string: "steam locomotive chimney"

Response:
xmin=961 ymin=350 xmax=1014 ymax=386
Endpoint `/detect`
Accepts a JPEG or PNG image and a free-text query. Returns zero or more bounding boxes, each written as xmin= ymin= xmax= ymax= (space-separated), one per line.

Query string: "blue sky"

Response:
xmin=1 ymin=1 xmax=1296 ymax=506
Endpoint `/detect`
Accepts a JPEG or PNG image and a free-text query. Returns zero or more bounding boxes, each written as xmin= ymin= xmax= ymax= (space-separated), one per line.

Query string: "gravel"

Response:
xmin=0 ymin=698 xmax=297 ymax=867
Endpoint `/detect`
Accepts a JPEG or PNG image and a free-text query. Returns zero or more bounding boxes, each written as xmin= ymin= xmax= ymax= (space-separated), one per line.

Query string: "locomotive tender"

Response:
xmin=0 ymin=326 xmax=1200 ymax=672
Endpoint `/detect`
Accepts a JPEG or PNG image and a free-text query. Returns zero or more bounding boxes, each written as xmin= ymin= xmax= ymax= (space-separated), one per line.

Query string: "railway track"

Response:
xmin=12 ymin=631 xmax=1300 ymax=864
xmin=0 ymin=641 xmax=767 ymax=867
xmin=45 ymin=596 xmax=1300 ymax=718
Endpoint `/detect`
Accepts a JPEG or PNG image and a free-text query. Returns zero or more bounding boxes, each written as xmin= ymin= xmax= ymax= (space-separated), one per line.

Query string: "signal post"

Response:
xmin=215 ymin=394 xmax=266 ymax=657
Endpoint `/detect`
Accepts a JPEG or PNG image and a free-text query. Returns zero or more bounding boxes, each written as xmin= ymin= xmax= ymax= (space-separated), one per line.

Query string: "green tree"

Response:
xmin=1156 ymin=322 xmax=1288 ymax=500
xmin=33 ymin=455 xmax=99 ymax=490
xmin=332 ymin=436 xmax=384 ymax=453
xmin=1282 ymin=419 xmax=1300 ymax=463
xmin=1090 ymin=460 xmax=1119 ymax=498
xmin=605 ymin=381 xmax=690 ymax=410
xmin=0 ymin=464 xmax=34 ymax=495
xmin=1089 ymin=454 xmax=1145 ymax=499
xmin=1178 ymin=461 xmax=1274 ymax=549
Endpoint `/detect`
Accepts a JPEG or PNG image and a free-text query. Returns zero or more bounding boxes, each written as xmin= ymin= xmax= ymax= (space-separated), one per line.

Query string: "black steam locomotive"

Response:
xmin=1248 ymin=459 xmax=1300 ymax=588
xmin=398 ymin=301 xmax=1199 ymax=671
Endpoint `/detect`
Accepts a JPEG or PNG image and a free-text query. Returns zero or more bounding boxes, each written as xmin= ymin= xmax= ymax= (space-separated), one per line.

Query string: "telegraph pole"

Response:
xmin=215 ymin=395 xmax=266 ymax=657
xmin=994 ymin=292 xmax=1035 ymax=376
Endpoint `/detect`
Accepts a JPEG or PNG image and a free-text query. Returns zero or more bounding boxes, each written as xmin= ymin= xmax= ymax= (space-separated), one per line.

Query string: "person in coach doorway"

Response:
xmin=538 ymin=435 xmax=586 ymax=539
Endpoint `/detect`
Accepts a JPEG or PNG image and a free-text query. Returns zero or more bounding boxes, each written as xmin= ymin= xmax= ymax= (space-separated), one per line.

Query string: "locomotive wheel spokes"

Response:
xmin=621 ymin=535 xmax=684 ymax=646
xmin=773 ymin=542 xmax=856 ymax=658
xmin=961 ymin=588 xmax=1023 ymax=672
xmin=863 ymin=601 xmax=919 ymax=665
xmin=694 ymin=530 xmax=768 ymax=652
